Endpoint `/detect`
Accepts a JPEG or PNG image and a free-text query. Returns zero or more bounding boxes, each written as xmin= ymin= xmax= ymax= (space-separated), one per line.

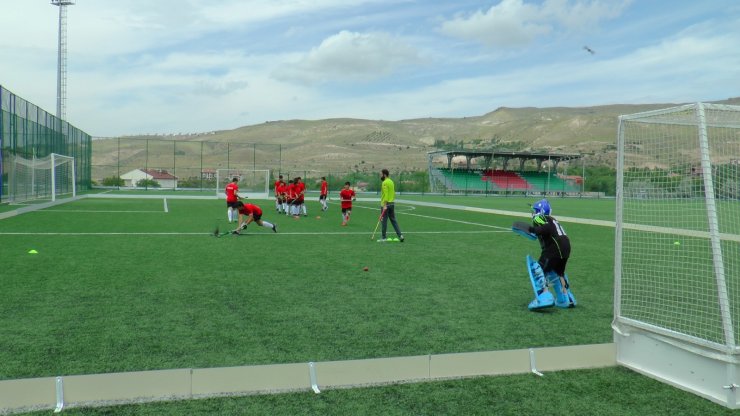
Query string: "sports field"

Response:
xmin=1 ymin=194 xmax=734 ymax=415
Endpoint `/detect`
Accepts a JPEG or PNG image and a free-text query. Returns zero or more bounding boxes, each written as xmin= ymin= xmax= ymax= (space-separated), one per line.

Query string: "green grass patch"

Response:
xmin=0 ymin=196 xmax=613 ymax=379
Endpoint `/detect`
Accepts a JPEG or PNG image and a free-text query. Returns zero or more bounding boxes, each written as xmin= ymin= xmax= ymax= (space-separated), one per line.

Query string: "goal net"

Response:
xmin=615 ymin=103 xmax=740 ymax=408
xmin=8 ymin=153 xmax=76 ymax=203
xmin=215 ymin=169 xmax=270 ymax=199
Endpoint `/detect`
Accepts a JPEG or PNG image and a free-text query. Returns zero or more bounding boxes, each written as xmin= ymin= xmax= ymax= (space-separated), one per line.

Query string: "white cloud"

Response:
xmin=273 ymin=30 xmax=422 ymax=84
xmin=439 ymin=0 xmax=631 ymax=47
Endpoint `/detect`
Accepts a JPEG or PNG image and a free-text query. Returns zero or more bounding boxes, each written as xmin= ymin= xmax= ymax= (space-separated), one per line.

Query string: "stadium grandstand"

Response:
xmin=428 ymin=150 xmax=583 ymax=195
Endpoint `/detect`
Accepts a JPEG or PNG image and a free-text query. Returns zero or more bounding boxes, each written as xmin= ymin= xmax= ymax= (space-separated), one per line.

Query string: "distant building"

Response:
xmin=120 ymin=169 xmax=178 ymax=188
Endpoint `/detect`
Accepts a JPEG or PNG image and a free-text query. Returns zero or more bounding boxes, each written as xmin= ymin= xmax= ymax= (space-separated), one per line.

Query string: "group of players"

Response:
xmin=272 ymin=175 xmax=357 ymax=225
xmin=225 ymin=172 xmax=576 ymax=311
xmin=224 ymin=175 xmax=358 ymax=234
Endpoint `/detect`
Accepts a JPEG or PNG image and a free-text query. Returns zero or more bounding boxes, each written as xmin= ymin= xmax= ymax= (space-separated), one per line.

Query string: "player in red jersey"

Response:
xmin=225 ymin=177 xmax=240 ymax=223
xmin=338 ymin=182 xmax=356 ymax=226
xmin=319 ymin=177 xmax=329 ymax=211
xmin=274 ymin=175 xmax=284 ymax=213
xmin=276 ymin=179 xmax=288 ymax=214
xmin=296 ymin=177 xmax=307 ymax=217
xmin=286 ymin=179 xmax=298 ymax=217
xmin=233 ymin=201 xmax=277 ymax=234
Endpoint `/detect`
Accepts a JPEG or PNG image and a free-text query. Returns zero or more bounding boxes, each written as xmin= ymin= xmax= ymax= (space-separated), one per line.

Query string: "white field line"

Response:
xmin=0 ymin=230 xmax=507 ymax=237
xmin=394 ymin=199 xmax=740 ymax=242
xmin=39 ymin=210 xmax=166 ymax=213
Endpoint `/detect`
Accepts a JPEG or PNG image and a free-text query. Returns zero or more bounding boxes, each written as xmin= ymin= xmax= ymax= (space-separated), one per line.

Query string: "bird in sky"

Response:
xmin=583 ymin=46 xmax=595 ymax=55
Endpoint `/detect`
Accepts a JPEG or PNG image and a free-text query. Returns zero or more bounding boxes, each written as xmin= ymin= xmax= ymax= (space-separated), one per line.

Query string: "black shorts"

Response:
xmin=320 ymin=194 xmax=327 ymax=201
xmin=538 ymin=254 xmax=569 ymax=276
xmin=227 ymin=201 xmax=240 ymax=208
xmin=252 ymin=213 xmax=262 ymax=222
xmin=342 ymin=207 xmax=351 ymax=214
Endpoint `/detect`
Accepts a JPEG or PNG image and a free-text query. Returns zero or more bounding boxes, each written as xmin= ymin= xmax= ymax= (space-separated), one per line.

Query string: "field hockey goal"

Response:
xmin=8 ymin=153 xmax=76 ymax=203
xmin=215 ymin=169 xmax=270 ymax=199
xmin=614 ymin=102 xmax=740 ymax=409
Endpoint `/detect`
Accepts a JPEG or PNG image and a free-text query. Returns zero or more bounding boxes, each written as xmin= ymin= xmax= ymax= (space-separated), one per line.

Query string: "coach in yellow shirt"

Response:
xmin=379 ymin=169 xmax=404 ymax=242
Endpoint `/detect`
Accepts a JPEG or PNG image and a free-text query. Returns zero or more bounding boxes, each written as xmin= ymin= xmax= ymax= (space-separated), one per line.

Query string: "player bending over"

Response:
xmin=526 ymin=199 xmax=576 ymax=310
xmin=233 ymin=201 xmax=277 ymax=234
xmin=339 ymin=181 xmax=356 ymax=226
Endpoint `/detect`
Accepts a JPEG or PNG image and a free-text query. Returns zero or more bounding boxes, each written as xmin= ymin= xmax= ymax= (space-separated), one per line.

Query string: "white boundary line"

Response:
xmin=0 ymin=230 xmax=508 ymax=237
xmin=39 ymin=210 xmax=166 ymax=213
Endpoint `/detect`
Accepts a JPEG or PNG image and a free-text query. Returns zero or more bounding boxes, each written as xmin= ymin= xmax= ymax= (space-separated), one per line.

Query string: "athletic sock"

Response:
xmin=227 ymin=208 xmax=233 ymax=222
xmin=262 ymin=220 xmax=274 ymax=228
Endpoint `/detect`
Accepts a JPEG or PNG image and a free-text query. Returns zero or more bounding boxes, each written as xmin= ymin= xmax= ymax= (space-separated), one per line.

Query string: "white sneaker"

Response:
xmin=377 ymin=238 xmax=387 ymax=243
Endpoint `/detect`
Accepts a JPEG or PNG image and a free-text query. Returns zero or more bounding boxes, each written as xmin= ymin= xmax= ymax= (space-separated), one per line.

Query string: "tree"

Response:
xmin=101 ymin=176 xmax=124 ymax=186
xmin=136 ymin=179 xmax=161 ymax=188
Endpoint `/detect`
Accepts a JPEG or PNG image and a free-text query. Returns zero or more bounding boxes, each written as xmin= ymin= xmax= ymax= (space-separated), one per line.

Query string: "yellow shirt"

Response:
xmin=381 ymin=177 xmax=395 ymax=206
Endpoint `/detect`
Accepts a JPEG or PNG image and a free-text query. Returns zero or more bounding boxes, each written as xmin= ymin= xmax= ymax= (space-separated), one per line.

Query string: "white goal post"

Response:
xmin=8 ymin=153 xmax=76 ymax=203
xmin=614 ymin=103 xmax=740 ymax=409
xmin=215 ymin=169 xmax=270 ymax=199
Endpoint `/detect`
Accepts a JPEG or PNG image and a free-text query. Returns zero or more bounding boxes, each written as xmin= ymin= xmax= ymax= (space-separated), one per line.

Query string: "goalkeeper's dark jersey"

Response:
xmin=530 ymin=215 xmax=571 ymax=260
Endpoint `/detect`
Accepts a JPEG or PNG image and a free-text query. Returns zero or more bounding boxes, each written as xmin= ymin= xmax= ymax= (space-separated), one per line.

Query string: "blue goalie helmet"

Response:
xmin=531 ymin=199 xmax=551 ymax=225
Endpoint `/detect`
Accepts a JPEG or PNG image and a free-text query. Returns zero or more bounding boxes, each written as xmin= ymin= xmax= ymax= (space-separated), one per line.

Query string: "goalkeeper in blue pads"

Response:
xmin=522 ymin=199 xmax=576 ymax=310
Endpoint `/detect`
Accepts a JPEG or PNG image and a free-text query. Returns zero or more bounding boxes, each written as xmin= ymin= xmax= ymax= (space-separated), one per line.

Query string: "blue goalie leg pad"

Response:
xmin=546 ymin=271 xmax=569 ymax=308
xmin=526 ymin=255 xmax=553 ymax=309
xmin=563 ymin=274 xmax=577 ymax=307
xmin=528 ymin=291 xmax=554 ymax=310
xmin=546 ymin=272 xmax=576 ymax=308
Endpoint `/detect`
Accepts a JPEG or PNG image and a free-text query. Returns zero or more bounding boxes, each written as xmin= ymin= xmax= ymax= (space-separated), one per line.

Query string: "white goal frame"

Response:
xmin=8 ymin=153 xmax=76 ymax=203
xmin=215 ymin=169 xmax=270 ymax=199
xmin=614 ymin=103 xmax=740 ymax=409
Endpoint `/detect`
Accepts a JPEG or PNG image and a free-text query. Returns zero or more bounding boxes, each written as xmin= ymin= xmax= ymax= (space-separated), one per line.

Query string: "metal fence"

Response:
xmin=91 ymin=137 xmax=430 ymax=194
xmin=0 ymin=85 xmax=92 ymax=202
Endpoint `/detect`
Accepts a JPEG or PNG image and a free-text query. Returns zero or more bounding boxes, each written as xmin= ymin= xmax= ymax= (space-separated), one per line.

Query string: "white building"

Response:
xmin=120 ymin=169 xmax=178 ymax=189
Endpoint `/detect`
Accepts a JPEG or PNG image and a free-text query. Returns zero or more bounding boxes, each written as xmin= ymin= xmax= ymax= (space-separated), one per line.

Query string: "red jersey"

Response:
xmin=225 ymin=182 xmax=239 ymax=202
xmin=320 ymin=180 xmax=328 ymax=196
xmin=274 ymin=180 xmax=281 ymax=194
xmin=339 ymin=188 xmax=355 ymax=209
xmin=286 ymin=183 xmax=297 ymax=199
xmin=238 ymin=203 xmax=262 ymax=216
xmin=276 ymin=182 xmax=287 ymax=196
xmin=296 ymin=182 xmax=306 ymax=201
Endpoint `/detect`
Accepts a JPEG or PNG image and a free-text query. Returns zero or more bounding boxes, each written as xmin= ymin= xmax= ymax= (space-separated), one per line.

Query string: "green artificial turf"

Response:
xmin=0 ymin=196 xmax=614 ymax=379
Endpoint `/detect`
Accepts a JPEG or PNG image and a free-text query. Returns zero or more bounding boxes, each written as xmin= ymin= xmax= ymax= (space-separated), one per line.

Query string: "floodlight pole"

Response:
xmin=52 ymin=0 xmax=74 ymax=121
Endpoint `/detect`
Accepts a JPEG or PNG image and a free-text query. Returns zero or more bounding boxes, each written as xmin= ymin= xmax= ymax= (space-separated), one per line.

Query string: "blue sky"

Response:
xmin=1 ymin=0 xmax=738 ymax=137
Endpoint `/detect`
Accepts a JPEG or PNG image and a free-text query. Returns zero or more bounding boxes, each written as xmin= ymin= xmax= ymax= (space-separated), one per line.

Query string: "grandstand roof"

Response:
xmin=428 ymin=149 xmax=581 ymax=162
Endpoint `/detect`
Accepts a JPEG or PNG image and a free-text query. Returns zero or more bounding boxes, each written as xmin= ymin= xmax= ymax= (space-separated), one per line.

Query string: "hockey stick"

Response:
xmin=370 ymin=207 xmax=386 ymax=240
xmin=212 ymin=226 xmax=234 ymax=238
xmin=512 ymin=221 xmax=537 ymax=240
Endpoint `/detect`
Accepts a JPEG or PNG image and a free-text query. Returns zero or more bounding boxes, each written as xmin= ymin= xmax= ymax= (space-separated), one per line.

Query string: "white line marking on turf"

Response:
xmin=163 ymin=198 xmax=169 ymax=213
xmin=40 ymin=210 xmax=166 ymax=213
xmin=0 ymin=230 xmax=507 ymax=236
xmin=402 ymin=212 xmax=510 ymax=230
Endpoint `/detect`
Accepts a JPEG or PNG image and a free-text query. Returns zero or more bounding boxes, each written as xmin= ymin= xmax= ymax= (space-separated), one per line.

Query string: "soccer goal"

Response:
xmin=614 ymin=103 xmax=740 ymax=408
xmin=8 ymin=153 xmax=76 ymax=203
xmin=215 ymin=169 xmax=270 ymax=199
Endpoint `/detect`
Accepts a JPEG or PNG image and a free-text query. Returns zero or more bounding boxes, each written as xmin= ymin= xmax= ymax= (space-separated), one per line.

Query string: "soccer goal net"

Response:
xmin=614 ymin=103 xmax=740 ymax=408
xmin=215 ymin=169 xmax=270 ymax=199
xmin=8 ymin=153 xmax=76 ymax=203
